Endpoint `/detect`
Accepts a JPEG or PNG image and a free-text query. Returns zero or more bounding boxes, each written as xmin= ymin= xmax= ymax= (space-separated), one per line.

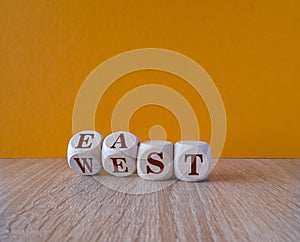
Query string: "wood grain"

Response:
xmin=0 ymin=158 xmax=299 ymax=242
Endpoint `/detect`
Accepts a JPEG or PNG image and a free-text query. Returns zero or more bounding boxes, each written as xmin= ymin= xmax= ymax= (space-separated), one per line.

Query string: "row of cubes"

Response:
xmin=67 ymin=130 xmax=211 ymax=182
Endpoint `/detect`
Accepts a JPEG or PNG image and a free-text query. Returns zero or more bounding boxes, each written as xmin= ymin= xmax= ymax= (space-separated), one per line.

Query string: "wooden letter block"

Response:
xmin=174 ymin=141 xmax=211 ymax=181
xmin=102 ymin=131 xmax=139 ymax=177
xmin=137 ymin=141 xmax=173 ymax=181
xmin=67 ymin=130 xmax=104 ymax=175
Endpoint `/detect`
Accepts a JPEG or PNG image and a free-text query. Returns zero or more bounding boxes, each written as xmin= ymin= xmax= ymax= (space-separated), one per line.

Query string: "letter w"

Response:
xmin=73 ymin=158 xmax=93 ymax=173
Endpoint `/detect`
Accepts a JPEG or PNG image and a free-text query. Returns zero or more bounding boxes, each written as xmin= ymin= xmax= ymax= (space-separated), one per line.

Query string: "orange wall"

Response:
xmin=0 ymin=0 xmax=299 ymax=158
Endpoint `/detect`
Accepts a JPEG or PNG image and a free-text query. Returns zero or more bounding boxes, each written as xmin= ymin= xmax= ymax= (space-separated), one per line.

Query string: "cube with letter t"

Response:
xmin=174 ymin=141 xmax=211 ymax=181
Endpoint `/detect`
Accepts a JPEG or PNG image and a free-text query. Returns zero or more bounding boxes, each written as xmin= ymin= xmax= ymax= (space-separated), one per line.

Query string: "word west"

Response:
xmin=67 ymin=130 xmax=211 ymax=182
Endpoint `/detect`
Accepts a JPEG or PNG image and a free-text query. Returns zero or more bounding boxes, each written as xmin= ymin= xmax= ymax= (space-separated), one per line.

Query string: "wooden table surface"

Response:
xmin=0 ymin=158 xmax=299 ymax=242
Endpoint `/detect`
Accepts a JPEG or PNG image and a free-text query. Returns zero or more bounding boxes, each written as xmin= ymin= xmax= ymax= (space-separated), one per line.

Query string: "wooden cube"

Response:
xmin=137 ymin=140 xmax=173 ymax=180
xmin=174 ymin=141 xmax=211 ymax=181
xmin=67 ymin=130 xmax=104 ymax=175
xmin=102 ymin=131 xmax=139 ymax=177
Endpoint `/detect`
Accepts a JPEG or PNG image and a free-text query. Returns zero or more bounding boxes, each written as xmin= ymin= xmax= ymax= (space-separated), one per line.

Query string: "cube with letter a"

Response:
xmin=67 ymin=130 xmax=104 ymax=175
xmin=174 ymin=141 xmax=211 ymax=181
xmin=102 ymin=131 xmax=139 ymax=177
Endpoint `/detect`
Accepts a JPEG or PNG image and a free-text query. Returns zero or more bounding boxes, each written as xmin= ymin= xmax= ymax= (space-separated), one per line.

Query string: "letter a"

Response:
xmin=110 ymin=133 xmax=127 ymax=148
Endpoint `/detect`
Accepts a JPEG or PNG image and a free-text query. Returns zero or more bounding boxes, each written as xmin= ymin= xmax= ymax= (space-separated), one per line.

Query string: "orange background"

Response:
xmin=0 ymin=0 xmax=299 ymax=158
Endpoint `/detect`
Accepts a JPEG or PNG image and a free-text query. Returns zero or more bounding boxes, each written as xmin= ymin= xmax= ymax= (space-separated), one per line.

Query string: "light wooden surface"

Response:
xmin=0 ymin=158 xmax=299 ymax=242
